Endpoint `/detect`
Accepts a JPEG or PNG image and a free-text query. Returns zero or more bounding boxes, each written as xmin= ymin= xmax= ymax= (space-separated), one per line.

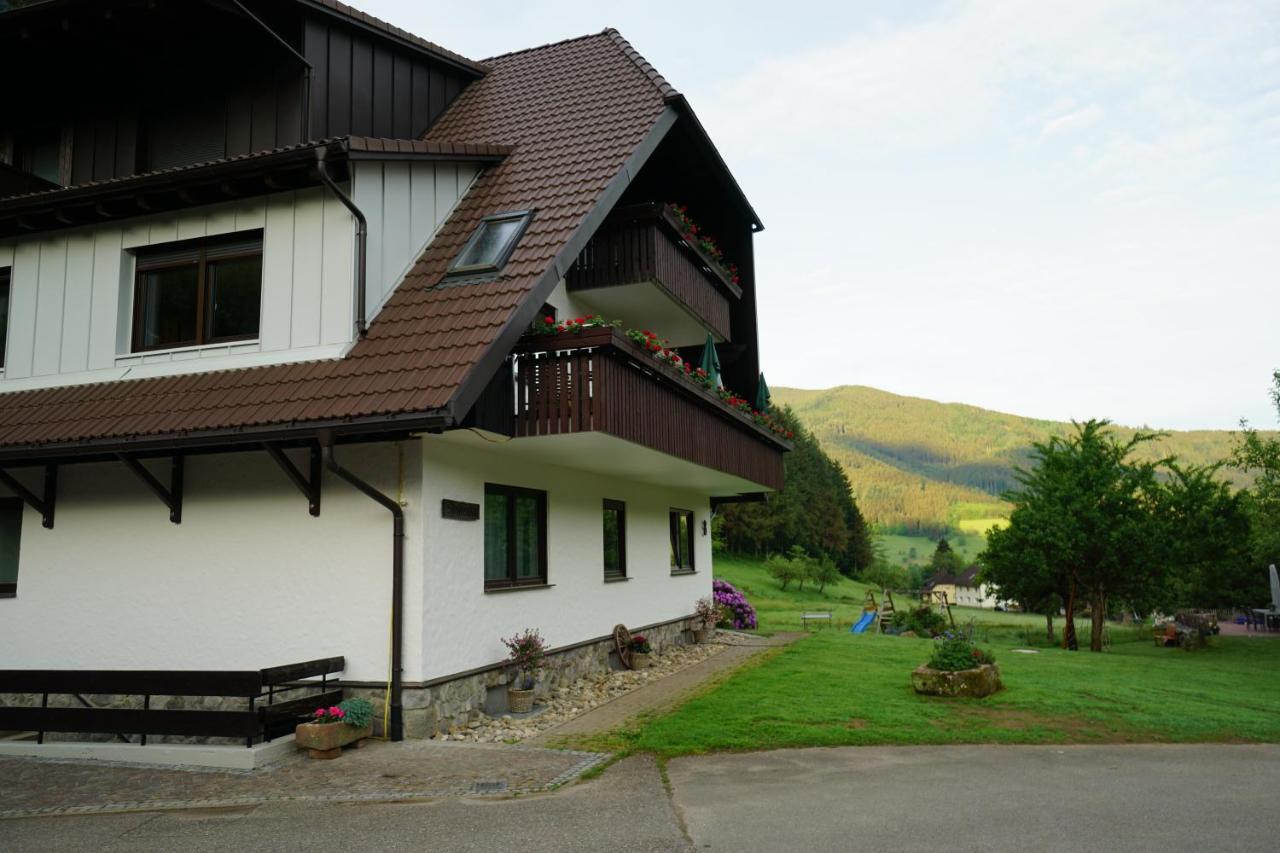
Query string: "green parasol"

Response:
xmin=755 ymin=373 xmax=771 ymax=412
xmin=698 ymin=333 xmax=723 ymax=389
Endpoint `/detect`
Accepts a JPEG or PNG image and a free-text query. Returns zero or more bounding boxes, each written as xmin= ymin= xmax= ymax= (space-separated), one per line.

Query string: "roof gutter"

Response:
xmin=315 ymin=146 xmax=369 ymax=338
xmin=321 ymin=439 xmax=405 ymax=742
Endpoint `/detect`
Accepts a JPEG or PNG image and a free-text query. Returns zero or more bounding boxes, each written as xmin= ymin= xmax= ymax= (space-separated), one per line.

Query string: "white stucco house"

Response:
xmin=0 ymin=0 xmax=787 ymax=741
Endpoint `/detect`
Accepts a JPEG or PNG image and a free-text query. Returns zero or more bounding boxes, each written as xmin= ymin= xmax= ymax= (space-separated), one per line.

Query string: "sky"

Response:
xmin=361 ymin=0 xmax=1280 ymax=430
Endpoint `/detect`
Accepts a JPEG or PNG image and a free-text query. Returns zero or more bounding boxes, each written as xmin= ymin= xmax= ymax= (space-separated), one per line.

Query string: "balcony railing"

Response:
xmin=566 ymin=204 xmax=741 ymax=341
xmin=471 ymin=327 xmax=786 ymax=491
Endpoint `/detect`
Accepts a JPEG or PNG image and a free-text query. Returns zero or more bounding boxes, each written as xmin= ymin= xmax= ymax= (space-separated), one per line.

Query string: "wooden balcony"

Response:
xmin=470 ymin=327 xmax=786 ymax=491
xmin=566 ymin=204 xmax=741 ymax=343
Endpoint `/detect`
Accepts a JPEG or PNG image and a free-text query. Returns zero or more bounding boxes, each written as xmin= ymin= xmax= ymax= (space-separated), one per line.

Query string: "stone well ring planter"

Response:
xmin=911 ymin=663 xmax=1003 ymax=698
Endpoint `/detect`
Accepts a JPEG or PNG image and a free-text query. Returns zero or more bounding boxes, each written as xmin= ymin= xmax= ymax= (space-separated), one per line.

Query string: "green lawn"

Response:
xmin=878 ymin=532 xmax=987 ymax=566
xmin=565 ymin=553 xmax=1280 ymax=757
xmin=574 ymin=631 xmax=1280 ymax=757
xmin=713 ymin=552 xmax=878 ymax=634
xmin=714 ymin=552 xmax=1043 ymax=635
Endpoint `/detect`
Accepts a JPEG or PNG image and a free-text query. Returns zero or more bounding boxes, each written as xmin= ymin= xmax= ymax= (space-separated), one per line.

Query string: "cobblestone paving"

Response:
xmin=0 ymin=740 xmax=606 ymax=819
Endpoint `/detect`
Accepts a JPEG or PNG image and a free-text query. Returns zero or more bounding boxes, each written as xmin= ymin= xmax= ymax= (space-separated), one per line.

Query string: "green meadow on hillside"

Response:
xmin=771 ymin=385 xmax=1261 ymax=539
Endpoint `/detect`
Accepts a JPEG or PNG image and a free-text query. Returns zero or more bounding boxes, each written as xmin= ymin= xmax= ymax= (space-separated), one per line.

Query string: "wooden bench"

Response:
xmin=0 ymin=656 xmax=345 ymax=748
xmin=801 ymin=611 xmax=833 ymax=630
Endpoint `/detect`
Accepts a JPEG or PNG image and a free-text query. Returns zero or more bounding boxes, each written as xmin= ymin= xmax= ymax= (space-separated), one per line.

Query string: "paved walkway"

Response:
xmin=0 ymin=633 xmax=799 ymax=820
xmin=0 ymin=740 xmax=604 ymax=819
xmin=528 ymin=632 xmax=803 ymax=745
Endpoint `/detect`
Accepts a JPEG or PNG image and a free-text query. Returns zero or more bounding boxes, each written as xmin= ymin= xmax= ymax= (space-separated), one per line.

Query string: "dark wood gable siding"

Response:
xmin=303 ymin=16 xmax=470 ymax=141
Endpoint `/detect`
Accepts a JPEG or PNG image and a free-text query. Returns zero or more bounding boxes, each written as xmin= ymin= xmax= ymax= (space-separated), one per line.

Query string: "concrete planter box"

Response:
xmin=911 ymin=663 xmax=1003 ymax=698
xmin=295 ymin=722 xmax=372 ymax=759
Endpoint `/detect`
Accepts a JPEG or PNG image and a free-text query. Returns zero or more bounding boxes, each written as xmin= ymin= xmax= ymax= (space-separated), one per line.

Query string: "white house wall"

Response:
xmin=0 ymin=163 xmax=477 ymax=392
xmin=418 ymin=437 xmax=714 ymax=681
xmin=350 ymin=160 xmax=480 ymax=320
xmin=0 ymin=442 xmax=423 ymax=683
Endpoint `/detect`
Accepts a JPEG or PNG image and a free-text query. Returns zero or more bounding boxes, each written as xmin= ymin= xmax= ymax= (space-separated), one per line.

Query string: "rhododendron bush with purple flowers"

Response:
xmin=712 ymin=579 xmax=757 ymax=630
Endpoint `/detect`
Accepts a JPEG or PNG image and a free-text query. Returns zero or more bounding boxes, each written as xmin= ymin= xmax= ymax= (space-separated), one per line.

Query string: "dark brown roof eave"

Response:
xmin=0 ymin=407 xmax=454 ymax=467
xmin=0 ymin=137 xmax=509 ymax=239
xmin=664 ymin=94 xmax=764 ymax=233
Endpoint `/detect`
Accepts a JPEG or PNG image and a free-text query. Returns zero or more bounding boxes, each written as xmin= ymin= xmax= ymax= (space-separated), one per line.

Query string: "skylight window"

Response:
xmin=448 ymin=211 xmax=533 ymax=276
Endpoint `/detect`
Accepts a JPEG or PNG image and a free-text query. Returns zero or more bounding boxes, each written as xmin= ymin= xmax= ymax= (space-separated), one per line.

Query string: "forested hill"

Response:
xmin=773 ymin=385 xmax=1262 ymax=538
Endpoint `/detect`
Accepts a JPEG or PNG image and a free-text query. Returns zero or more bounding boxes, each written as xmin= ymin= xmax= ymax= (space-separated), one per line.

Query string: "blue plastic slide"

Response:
xmin=851 ymin=610 xmax=877 ymax=633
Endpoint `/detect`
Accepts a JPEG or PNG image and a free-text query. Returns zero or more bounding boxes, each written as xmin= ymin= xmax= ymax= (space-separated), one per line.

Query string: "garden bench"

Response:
xmin=801 ymin=611 xmax=832 ymax=630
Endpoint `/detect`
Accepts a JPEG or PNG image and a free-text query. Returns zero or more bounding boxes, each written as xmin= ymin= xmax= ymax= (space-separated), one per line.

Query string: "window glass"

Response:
xmin=483 ymin=492 xmax=509 ymax=582
xmin=484 ymin=484 xmax=547 ymax=587
xmin=670 ymin=509 xmax=695 ymax=570
xmin=450 ymin=213 xmax=530 ymax=274
xmin=603 ymin=500 xmax=625 ymax=578
xmin=0 ymin=268 xmax=10 ymax=369
xmin=207 ymin=255 xmax=263 ymax=341
xmin=133 ymin=233 xmax=262 ymax=352
xmin=16 ymin=128 xmax=61 ymax=184
xmin=139 ymin=264 xmax=199 ymax=348
xmin=514 ymin=494 xmax=541 ymax=579
xmin=0 ymin=499 xmax=21 ymax=597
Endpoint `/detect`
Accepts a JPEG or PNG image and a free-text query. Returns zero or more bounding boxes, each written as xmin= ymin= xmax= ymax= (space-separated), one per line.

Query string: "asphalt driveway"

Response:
xmin=5 ymin=745 xmax=1279 ymax=852
xmin=668 ymin=743 xmax=1280 ymax=852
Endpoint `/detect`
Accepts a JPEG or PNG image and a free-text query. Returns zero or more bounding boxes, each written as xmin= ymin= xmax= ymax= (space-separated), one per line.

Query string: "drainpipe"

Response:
xmin=322 ymin=441 xmax=404 ymax=740
xmin=315 ymin=148 xmax=369 ymax=339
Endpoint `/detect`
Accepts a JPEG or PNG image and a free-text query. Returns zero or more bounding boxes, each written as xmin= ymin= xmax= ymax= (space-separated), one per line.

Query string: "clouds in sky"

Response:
xmin=366 ymin=0 xmax=1280 ymax=429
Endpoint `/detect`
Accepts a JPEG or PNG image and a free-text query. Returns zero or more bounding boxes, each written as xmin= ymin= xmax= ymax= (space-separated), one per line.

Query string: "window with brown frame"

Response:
xmin=484 ymin=483 xmax=548 ymax=589
xmin=603 ymin=499 xmax=626 ymax=580
xmin=669 ymin=508 xmax=695 ymax=572
xmin=132 ymin=231 xmax=263 ymax=352
xmin=0 ymin=497 xmax=22 ymax=598
xmin=0 ymin=267 xmax=11 ymax=369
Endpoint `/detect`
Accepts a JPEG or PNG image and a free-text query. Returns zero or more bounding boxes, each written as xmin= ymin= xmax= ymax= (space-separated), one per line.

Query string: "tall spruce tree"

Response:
xmin=719 ymin=406 xmax=873 ymax=574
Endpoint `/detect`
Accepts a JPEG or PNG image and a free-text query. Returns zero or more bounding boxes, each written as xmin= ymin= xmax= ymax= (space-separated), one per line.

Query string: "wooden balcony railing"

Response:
xmin=472 ymin=327 xmax=786 ymax=491
xmin=566 ymin=204 xmax=740 ymax=341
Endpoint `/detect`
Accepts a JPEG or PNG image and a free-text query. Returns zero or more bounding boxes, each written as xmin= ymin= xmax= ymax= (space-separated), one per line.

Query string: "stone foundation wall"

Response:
xmin=350 ymin=618 xmax=695 ymax=739
xmin=0 ymin=618 xmax=696 ymax=743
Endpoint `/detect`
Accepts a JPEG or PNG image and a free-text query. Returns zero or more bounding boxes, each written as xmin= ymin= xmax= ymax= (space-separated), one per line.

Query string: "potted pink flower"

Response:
xmin=294 ymin=697 xmax=375 ymax=759
xmin=692 ymin=597 xmax=723 ymax=643
xmin=502 ymin=629 xmax=547 ymax=714
xmin=629 ymin=634 xmax=653 ymax=669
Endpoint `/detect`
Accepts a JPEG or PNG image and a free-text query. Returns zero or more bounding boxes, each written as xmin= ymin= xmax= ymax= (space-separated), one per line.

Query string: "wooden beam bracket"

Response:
xmin=117 ymin=454 xmax=183 ymax=524
xmin=264 ymin=443 xmax=321 ymax=516
xmin=0 ymin=465 xmax=57 ymax=529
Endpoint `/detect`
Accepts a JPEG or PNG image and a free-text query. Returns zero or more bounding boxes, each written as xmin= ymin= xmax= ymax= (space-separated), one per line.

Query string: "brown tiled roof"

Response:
xmin=0 ymin=29 xmax=673 ymax=455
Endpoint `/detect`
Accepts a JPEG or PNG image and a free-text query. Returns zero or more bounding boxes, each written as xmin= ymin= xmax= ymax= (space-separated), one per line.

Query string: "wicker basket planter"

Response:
xmin=507 ymin=687 xmax=535 ymax=714
xmin=295 ymin=722 xmax=372 ymax=759
xmin=693 ymin=625 xmax=714 ymax=644
xmin=911 ymin=663 xmax=1003 ymax=698
xmin=631 ymin=651 xmax=652 ymax=669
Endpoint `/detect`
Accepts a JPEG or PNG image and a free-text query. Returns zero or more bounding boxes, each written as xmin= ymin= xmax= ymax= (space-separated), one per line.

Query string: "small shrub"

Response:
xmin=630 ymin=633 xmax=652 ymax=654
xmin=892 ymin=606 xmax=948 ymax=637
xmin=928 ymin=634 xmax=996 ymax=672
xmin=694 ymin=596 xmax=724 ymax=627
xmin=338 ymin=697 xmax=375 ymax=728
xmin=713 ymin=579 xmax=758 ymax=630
xmin=502 ymin=628 xmax=547 ymax=689
xmin=766 ymin=553 xmax=804 ymax=590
